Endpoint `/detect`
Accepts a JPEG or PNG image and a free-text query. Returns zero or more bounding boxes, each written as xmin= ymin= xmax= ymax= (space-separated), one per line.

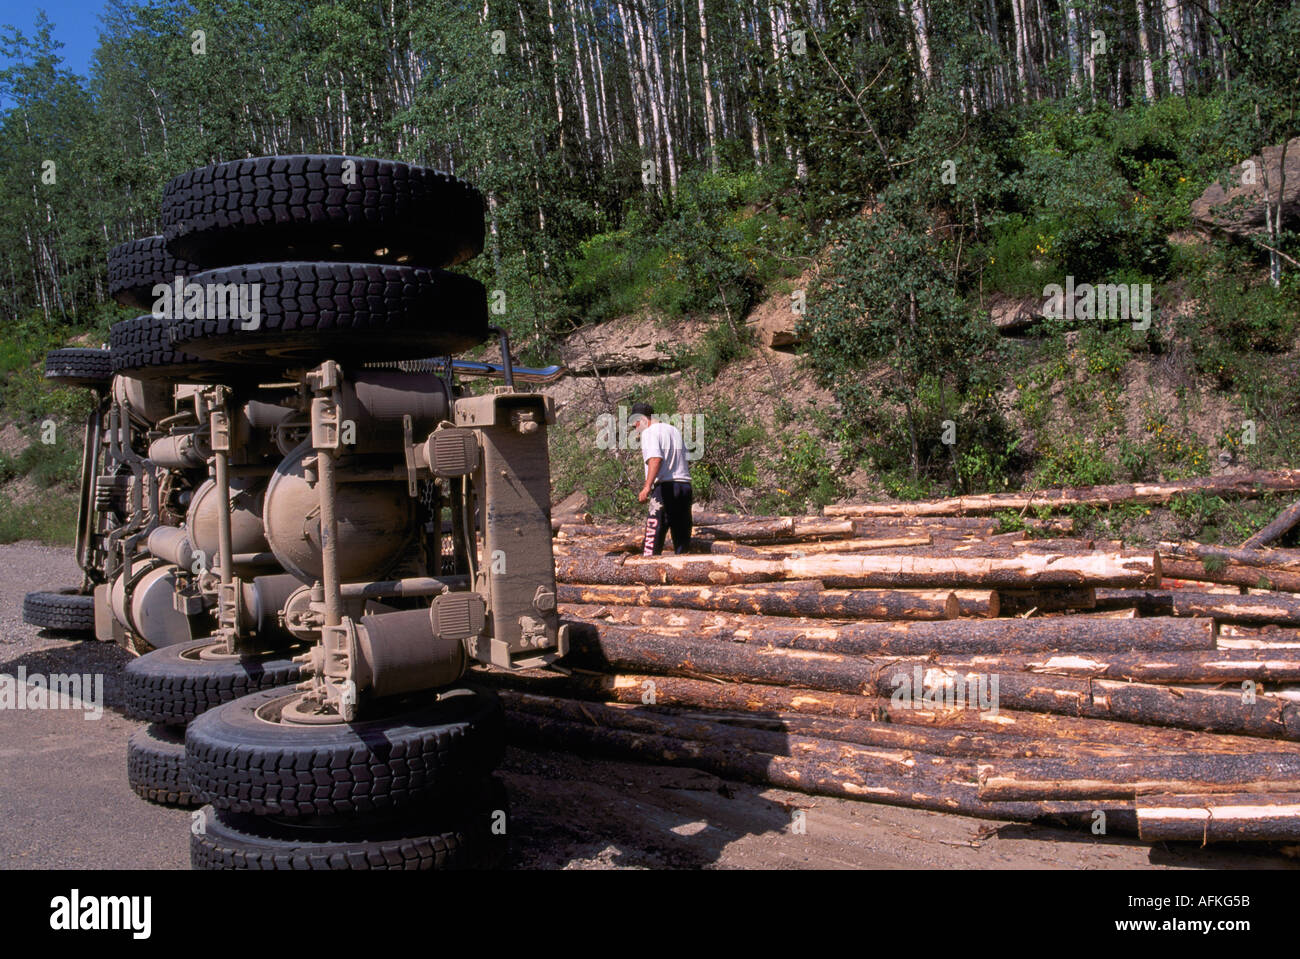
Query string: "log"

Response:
xmin=556 ymin=582 xmax=963 ymax=620
xmin=751 ymin=535 xmax=933 ymax=555
xmin=555 ymin=551 xmax=1162 ymax=589
xmin=978 ymin=754 xmax=1300 ymax=801
xmin=502 ymin=710 xmax=1137 ymax=829
xmin=925 ymin=649 xmax=1300 ymax=684
xmin=1137 ymin=793 xmax=1300 ymax=842
xmin=951 ymin=590 xmax=1001 ymax=618
xmin=872 ymin=539 xmax=1123 ymax=558
xmin=563 ymin=607 xmax=1216 ymax=655
xmin=824 ymin=470 xmax=1300 ymax=517
xmin=552 ymin=491 xmax=589 ymax=515
xmin=1159 ymin=557 xmax=1300 ymax=592
xmin=498 ymin=688 xmax=1237 ymax=762
xmin=998 ymin=588 xmax=1096 ymax=616
xmin=775 ymin=551 xmax=1161 ymax=589
xmin=563 ymin=621 xmax=1300 ymax=739
xmin=701 ymin=541 xmax=767 ymax=557
xmin=852 ymin=516 xmax=1076 ymax=533
xmin=1242 ymin=497 xmax=1300 ymax=549
xmin=695 ymin=517 xmax=857 ymax=541
xmin=1096 ymin=589 xmax=1300 ymax=626
xmin=478 ymin=668 xmax=1300 ymax=756
xmin=1159 ymin=540 xmax=1300 ymax=571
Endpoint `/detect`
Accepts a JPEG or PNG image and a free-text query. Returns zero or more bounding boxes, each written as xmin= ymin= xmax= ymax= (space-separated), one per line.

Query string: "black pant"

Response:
xmin=643 ymin=481 xmax=693 ymax=555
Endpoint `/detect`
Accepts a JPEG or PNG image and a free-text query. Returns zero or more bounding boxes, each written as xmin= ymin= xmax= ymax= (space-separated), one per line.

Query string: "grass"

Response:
xmin=0 ymin=491 xmax=79 ymax=545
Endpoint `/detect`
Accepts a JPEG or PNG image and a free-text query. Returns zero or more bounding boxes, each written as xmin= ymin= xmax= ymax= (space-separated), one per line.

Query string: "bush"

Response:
xmin=689 ymin=399 xmax=765 ymax=507
xmin=565 ymin=225 xmax=663 ymax=323
xmin=763 ymin=431 xmax=843 ymax=513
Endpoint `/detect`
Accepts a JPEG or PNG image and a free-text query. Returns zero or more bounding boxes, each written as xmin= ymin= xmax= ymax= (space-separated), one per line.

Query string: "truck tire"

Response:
xmin=160 ymin=155 xmax=483 ymax=270
xmin=108 ymin=235 xmax=198 ymax=310
xmin=189 ymin=778 xmax=508 ymax=870
xmin=43 ymin=348 xmax=112 ymax=389
xmin=186 ymin=684 xmax=506 ymax=818
xmin=127 ymin=723 xmax=199 ymax=807
xmin=123 ymin=637 xmax=304 ymax=725
xmin=167 ymin=262 xmax=489 ymax=366
xmin=22 ymin=588 xmax=95 ymax=632
xmin=109 ymin=314 xmax=251 ymax=384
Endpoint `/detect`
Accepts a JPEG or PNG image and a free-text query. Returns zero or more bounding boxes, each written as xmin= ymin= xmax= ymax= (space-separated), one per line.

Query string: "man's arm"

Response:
xmin=639 ymin=457 xmax=662 ymax=503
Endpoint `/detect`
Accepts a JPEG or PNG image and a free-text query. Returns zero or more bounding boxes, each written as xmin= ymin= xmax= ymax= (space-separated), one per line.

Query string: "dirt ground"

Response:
xmin=0 ymin=541 xmax=1294 ymax=870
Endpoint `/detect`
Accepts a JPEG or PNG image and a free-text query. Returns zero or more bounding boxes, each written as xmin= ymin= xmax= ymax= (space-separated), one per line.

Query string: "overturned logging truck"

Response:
xmin=29 ymin=155 xmax=568 ymax=869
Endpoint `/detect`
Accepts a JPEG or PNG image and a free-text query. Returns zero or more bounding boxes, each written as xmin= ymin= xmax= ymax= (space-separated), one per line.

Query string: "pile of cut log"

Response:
xmin=481 ymin=477 xmax=1300 ymax=844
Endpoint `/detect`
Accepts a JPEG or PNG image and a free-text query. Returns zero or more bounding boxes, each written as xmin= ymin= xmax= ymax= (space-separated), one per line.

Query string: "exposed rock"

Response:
xmin=989 ymin=294 xmax=1045 ymax=334
xmin=745 ymin=268 xmax=819 ymax=350
xmin=1191 ymin=137 xmax=1300 ymax=236
xmin=558 ymin=314 xmax=707 ymax=374
xmin=0 ymin=422 xmax=28 ymax=458
xmin=553 ymin=490 xmax=590 ymax=515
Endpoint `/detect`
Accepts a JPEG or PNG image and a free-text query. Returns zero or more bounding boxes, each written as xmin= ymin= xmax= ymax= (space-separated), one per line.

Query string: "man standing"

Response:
xmin=629 ymin=401 xmax=693 ymax=555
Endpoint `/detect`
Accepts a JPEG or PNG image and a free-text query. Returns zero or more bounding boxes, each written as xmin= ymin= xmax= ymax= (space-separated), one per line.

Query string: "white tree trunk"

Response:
xmin=1008 ymin=0 xmax=1029 ymax=100
xmin=617 ymin=2 xmax=649 ymax=162
xmin=909 ymin=0 xmax=933 ymax=86
xmin=566 ymin=0 xmax=594 ymax=152
xmin=545 ymin=0 xmax=567 ymax=155
xmin=1162 ymin=0 xmax=1187 ymax=95
xmin=1135 ymin=0 xmax=1158 ymax=100
xmin=697 ymin=0 xmax=718 ymax=168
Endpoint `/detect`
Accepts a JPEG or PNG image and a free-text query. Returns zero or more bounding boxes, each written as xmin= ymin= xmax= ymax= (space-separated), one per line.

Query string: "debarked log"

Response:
xmin=502 ymin=711 xmax=1139 ymax=830
xmin=1095 ymin=589 xmax=1300 ymax=626
xmin=1136 ymin=793 xmax=1300 ymax=842
xmin=824 ymin=471 xmax=1300 ymax=518
xmin=562 ymin=621 xmax=1300 ymax=739
xmin=978 ymin=753 xmax=1300 ymax=801
xmin=556 ymin=582 xmax=963 ymax=620
xmin=1159 ymin=540 xmax=1300 ymax=572
xmin=751 ymin=535 xmax=933 ymax=555
xmin=1160 ymin=558 xmax=1300 ymax=593
xmin=497 ymin=688 xmax=1212 ymax=762
xmin=561 ymin=608 xmax=1216 ymax=655
xmin=916 ymin=649 xmax=1300 ymax=684
xmin=556 ymin=551 xmax=1162 ymax=589
xmin=477 ymin=668 xmax=1300 ymax=756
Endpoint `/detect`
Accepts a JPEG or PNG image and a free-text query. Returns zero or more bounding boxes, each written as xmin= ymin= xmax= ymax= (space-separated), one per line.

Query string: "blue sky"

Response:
xmin=1 ymin=2 xmax=113 ymax=80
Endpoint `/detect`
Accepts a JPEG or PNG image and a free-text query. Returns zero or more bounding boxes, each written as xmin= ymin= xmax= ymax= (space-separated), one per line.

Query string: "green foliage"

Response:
xmin=689 ymin=400 xmax=765 ymax=508
xmin=756 ymin=431 xmax=843 ymax=514
xmin=0 ymin=426 xmax=83 ymax=487
xmin=565 ymin=226 xmax=662 ymax=323
xmin=670 ymin=321 xmax=751 ymax=384
xmin=0 ymin=490 xmax=78 ymax=544
xmin=548 ymin=422 xmax=639 ymax=522
xmin=1169 ymin=492 xmax=1230 ymax=538
xmin=982 ymin=215 xmax=1061 ymax=296
xmin=1034 ymin=436 xmax=1115 ymax=487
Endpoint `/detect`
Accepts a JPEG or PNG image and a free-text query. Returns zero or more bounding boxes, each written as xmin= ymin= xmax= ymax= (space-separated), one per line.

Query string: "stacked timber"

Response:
xmin=498 ymin=475 xmax=1300 ymax=845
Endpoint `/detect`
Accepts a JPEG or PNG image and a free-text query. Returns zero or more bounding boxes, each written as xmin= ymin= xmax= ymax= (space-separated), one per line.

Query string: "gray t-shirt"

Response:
xmin=640 ymin=421 xmax=692 ymax=485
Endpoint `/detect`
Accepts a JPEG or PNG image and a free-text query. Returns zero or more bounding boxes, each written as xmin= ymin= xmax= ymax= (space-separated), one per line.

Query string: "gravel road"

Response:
xmin=1 ymin=541 xmax=1294 ymax=870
